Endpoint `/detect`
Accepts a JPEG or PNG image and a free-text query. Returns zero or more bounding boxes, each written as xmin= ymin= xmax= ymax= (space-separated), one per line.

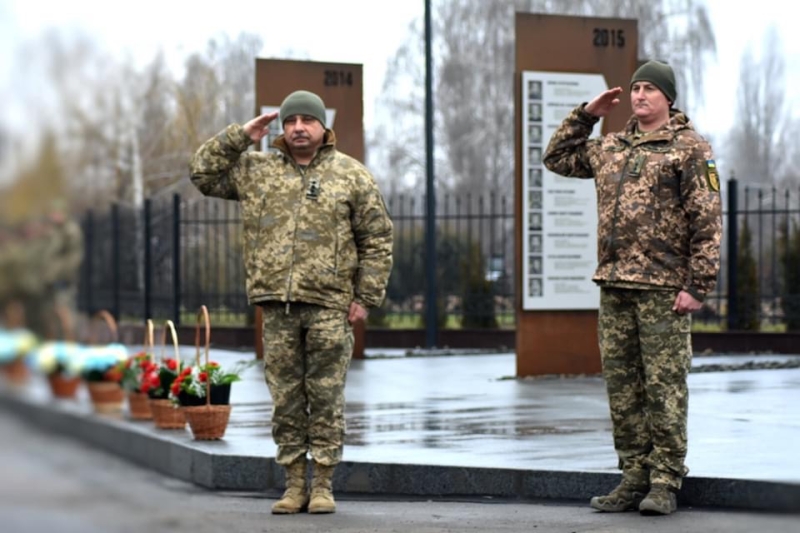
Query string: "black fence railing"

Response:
xmin=78 ymin=179 xmax=800 ymax=332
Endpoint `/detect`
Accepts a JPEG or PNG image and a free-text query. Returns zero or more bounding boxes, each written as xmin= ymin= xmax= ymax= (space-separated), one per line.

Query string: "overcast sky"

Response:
xmin=1 ymin=0 xmax=798 ymax=150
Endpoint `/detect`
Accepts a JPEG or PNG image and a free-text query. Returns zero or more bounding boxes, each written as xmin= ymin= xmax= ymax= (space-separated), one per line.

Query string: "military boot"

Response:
xmin=308 ymin=462 xmax=337 ymax=514
xmin=639 ymin=484 xmax=678 ymax=515
xmin=271 ymin=458 xmax=309 ymax=514
xmin=590 ymin=481 xmax=648 ymax=512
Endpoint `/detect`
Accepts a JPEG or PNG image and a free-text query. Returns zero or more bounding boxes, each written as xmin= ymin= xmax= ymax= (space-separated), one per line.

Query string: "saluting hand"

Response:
xmin=585 ymin=87 xmax=623 ymax=118
xmin=243 ymin=111 xmax=279 ymax=143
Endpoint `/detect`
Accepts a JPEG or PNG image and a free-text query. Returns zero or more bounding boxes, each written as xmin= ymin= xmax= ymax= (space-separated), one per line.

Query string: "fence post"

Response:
xmin=84 ymin=210 xmax=94 ymax=314
xmin=111 ymin=203 xmax=120 ymax=322
xmin=727 ymin=177 xmax=738 ymax=331
xmin=172 ymin=194 xmax=181 ymax=326
xmin=144 ymin=199 xmax=152 ymax=323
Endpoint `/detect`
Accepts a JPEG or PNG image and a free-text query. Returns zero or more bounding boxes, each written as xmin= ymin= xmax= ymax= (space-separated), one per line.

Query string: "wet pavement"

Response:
xmin=224 ymin=350 xmax=800 ymax=483
xmin=2 ymin=348 xmax=799 ymax=509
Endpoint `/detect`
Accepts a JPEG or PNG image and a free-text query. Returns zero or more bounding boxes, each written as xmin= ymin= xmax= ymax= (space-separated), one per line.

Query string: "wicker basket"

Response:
xmin=48 ymin=373 xmax=82 ymax=399
xmin=127 ymin=391 xmax=152 ymax=420
xmin=84 ymin=311 xmax=125 ymax=414
xmin=149 ymin=320 xmax=185 ymax=430
xmin=150 ymin=398 xmax=186 ymax=429
xmin=125 ymin=320 xmax=154 ymax=420
xmin=183 ymin=305 xmax=232 ymax=440
xmin=87 ymin=381 xmax=125 ymax=413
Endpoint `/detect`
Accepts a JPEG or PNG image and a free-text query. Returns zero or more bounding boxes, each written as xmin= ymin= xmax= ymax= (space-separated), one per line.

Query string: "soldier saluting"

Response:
xmin=189 ymin=90 xmax=393 ymax=515
xmin=543 ymin=60 xmax=722 ymax=516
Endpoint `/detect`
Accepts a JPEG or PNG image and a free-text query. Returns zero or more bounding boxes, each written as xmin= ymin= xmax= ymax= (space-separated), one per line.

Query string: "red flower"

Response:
xmin=208 ymin=361 xmax=219 ymax=368
xmin=166 ymin=359 xmax=177 ymax=371
xmin=199 ymin=372 xmax=208 ymax=383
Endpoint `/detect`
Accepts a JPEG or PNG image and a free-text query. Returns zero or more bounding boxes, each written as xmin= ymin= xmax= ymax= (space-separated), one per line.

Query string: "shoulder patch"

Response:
xmin=705 ymin=159 xmax=720 ymax=192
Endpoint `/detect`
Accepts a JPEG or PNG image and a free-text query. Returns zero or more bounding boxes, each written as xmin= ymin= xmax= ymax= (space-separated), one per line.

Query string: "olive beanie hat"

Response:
xmin=630 ymin=60 xmax=677 ymax=104
xmin=279 ymin=90 xmax=326 ymax=127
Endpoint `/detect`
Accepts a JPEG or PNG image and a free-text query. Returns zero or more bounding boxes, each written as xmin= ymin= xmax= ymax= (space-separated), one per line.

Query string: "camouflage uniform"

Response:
xmin=544 ymin=105 xmax=722 ymax=490
xmin=190 ymin=125 xmax=393 ymax=466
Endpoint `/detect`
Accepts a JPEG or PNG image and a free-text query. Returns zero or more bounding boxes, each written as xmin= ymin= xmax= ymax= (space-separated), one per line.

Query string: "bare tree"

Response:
xmin=370 ymin=0 xmax=717 ymax=201
xmin=727 ymin=26 xmax=791 ymax=187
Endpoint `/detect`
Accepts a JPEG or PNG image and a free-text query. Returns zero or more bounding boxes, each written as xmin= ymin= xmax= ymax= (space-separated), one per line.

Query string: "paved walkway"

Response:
xmin=2 ymin=349 xmax=799 ymax=512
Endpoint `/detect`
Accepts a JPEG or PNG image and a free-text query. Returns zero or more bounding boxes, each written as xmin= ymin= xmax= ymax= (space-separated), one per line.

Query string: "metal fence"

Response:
xmin=77 ymin=179 xmax=800 ymax=331
xmin=78 ymin=192 xmax=515 ymax=329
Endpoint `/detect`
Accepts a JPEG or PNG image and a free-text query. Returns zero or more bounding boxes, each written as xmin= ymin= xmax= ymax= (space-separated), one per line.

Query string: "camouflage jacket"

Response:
xmin=189 ymin=125 xmax=393 ymax=311
xmin=543 ymin=105 xmax=722 ymax=301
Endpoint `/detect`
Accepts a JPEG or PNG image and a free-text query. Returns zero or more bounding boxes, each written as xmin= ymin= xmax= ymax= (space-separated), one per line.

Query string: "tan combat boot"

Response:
xmin=590 ymin=481 xmax=648 ymax=512
xmin=308 ymin=462 xmax=337 ymax=514
xmin=271 ymin=458 xmax=309 ymax=514
xmin=639 ymin=484 xmax=678 ymax=515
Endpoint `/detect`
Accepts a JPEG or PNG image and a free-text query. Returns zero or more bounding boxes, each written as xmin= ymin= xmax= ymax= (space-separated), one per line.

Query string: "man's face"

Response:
xmin=630 ymin=81 xmax=670 ymax=125
xmin=283 ymin=115 xmax=325 ymax=155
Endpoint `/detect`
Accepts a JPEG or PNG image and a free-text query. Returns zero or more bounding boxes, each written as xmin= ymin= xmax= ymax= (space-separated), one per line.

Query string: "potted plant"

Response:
xmin=32 ymin=305 xmax=83 ymax=399
xmin=0 ymin=326 xmax=37 ymax=385
xmin=147 ymin=320 xmax=186 ymax=429
xmin=30 ymin=339 xmax=83 ymax=399
xmin=173 ymin=305 xmax=253 ymax=440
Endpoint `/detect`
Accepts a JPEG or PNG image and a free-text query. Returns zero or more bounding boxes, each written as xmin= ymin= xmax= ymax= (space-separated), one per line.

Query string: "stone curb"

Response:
xmin=1 ymin=388 xmax=798 ymax=513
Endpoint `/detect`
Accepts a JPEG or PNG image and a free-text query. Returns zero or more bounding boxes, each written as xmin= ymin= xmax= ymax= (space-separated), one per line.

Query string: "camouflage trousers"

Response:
xmin=261 ymin=302 xmax=354 ymax=467
xmin=598 ymin=288 xmax=692 ymax=490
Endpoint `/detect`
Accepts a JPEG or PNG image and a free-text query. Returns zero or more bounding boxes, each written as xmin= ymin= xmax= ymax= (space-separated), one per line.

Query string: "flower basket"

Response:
xmin=122 ymin=319 xmax=156 ymax=421
xmin=181 ymin=306 xmax=231 ymax=440
xmin=149 ymin=320 xmax=186 ymax=430
xmin=81 ymin=310 xmax=127 ymax=414
xmin=87 ymin=381 xmax=125 ymax=413
xmin=127 ymin=391 xmax=152 ymax=419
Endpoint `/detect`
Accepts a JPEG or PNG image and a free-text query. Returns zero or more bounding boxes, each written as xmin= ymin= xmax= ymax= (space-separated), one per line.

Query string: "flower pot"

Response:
xmin=178 ymin=384 xmax=231 ymax=407
xmin=47 ymin=373 xmax=81 ymax=399
xmin=1 ymin=358 xmax=30 ymax=385
xmin=149 ymin=398 xmax=186 ymax=429
xmin=127 ymin=391 xmax=153 ymax=420
xmin=183 ymin=404 xmax=232 ymax=440
xmin=86 ymin=381 xmax=125 ymax=414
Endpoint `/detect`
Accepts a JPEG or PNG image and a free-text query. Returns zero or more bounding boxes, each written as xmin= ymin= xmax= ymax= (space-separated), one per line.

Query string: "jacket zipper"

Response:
xmin=608 ymin=140 xmax=634 ymax=281
xmin=284 ymin=154 xmax=323 ymax=315
xmin=285 ymin=165 xmax=305 ymax=314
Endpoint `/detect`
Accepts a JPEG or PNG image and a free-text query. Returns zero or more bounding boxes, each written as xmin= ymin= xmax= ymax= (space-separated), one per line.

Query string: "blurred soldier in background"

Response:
xmin=1 ymin=203 xmax=84 ymax=338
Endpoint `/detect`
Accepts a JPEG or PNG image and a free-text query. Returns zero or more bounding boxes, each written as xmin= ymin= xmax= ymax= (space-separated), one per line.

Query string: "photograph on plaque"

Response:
xmin=529 ymin=255 xmax=543 ymax=276
xmin=529 ymin=168 xmax=542 ymax=188
xmin=529 ymin=211 xmax=542 ymax=231
xmin=528 ymin=190 xmax=543 ymax=210
xmin=528 ymin=146 xmax=542 ymax=165
xmin=528 ymin=277 xmax=543 ymax=298
xmin=527 ymin=79 xmax=543 ymax=100
xmin=528 ymin=124 xmax=543 ymax=143
xmin=528 ymin=102 xmax=542 ymax=122
xmin=529 ymin=232 xmax=543 ymax=254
